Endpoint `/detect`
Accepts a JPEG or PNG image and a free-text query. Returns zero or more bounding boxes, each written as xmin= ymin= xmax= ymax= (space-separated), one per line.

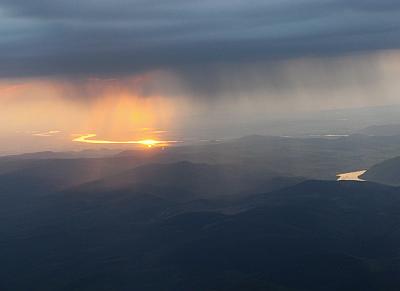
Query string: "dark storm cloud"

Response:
xmin=1 ymin=0 xmax=400 ymax=78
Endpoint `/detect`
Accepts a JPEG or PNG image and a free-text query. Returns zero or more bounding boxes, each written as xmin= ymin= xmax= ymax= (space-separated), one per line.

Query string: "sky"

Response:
xmin=1 ymin=0 xmax=400 ymax=154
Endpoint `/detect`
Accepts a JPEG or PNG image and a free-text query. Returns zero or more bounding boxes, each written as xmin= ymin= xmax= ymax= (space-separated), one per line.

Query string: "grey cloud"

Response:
xmin=0 ymin=0 xmax=400 ymax=78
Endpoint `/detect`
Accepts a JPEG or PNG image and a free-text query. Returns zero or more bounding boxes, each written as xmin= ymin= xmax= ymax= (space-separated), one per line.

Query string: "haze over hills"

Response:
xmin=120 ymin=134 xmax=400 ymax=178
xmin=0 ymin=157 xmax=147 ymax=190
xmin=69 ymin=161 xmax=305 ymax=202
xmin=0 ymin=149 xmax=122 ymax=160
xmin=358 ymin=124 xmax=400 ymax=136
xmin=361 ymin=156 xmax=400 ymax=186
xmin=3 ymin=133 xmax=400 ymax=185
xmin=2 ymin=133 xmax=400 ymax=193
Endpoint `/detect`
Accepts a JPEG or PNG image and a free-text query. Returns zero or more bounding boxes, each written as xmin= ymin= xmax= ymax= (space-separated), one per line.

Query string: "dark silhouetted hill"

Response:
xmin=134 ymin=180 xmax=400 ymax=291
xmin=362 ymin=156 xmax=400 ymax=186
xmin=1 ymin=180 xmax=400 ymax=290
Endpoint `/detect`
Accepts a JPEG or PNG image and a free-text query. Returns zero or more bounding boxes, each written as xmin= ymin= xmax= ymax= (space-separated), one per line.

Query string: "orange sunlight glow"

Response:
xmin=73 ymin=134 xmax=179 ymax=147
xmin=0 ymin=74 xmax=184 ymax=153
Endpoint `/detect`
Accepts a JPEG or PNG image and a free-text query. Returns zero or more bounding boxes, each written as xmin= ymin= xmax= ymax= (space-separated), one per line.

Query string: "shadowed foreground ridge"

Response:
xmin=1 ymin=175 xmax=400 ymax=291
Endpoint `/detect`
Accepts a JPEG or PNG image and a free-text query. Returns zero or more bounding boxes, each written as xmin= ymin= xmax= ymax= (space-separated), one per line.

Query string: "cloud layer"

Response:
xmin=1 ymin=0 xmax=400 ymax=78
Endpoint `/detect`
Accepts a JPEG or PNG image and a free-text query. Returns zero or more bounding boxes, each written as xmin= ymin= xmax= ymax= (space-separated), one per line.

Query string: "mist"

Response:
xmin=1 ymin=49 xmax=400 ymax=153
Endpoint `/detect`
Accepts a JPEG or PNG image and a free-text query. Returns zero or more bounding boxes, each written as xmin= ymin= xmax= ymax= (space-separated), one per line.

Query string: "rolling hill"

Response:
xmin=361 ymin=156 xmax=400 ymax=186
xmin=1 ymin=180 xmax=400 ymax=290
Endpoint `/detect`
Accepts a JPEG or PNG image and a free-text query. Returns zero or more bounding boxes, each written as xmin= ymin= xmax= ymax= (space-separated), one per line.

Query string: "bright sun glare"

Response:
xmin=138 ymin=139 xmax=160 ymax=147
xmin=72 ymin=134 xmax=177 ymax=148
